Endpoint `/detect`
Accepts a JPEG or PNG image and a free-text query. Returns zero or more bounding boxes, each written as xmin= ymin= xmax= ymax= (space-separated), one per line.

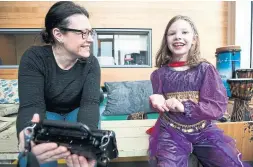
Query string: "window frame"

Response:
xmin=251 ymin=1 xmax=253 ymax=68
xmin=93 ymin=28 xmax=152 ymax=68
xmin=234 ymin=1 xmax=252 ymax=68
xmin=0 ymin=28 xmax=152 ymax=69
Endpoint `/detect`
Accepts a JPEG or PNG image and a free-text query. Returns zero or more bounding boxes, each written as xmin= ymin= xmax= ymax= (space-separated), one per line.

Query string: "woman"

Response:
xmin=17 ymin=1 xmax=100 ymax=167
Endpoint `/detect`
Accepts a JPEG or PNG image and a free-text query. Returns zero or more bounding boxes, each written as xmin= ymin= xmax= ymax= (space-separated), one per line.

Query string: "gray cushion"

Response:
xmin=102 ymin=80 xmax=155 ymax=116
xmin=0 ymin=104 xmax=19 ymax=117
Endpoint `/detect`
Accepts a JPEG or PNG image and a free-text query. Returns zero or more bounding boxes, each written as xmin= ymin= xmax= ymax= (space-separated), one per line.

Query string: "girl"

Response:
xmin=148 ymin=15 xmax=249 ymax=167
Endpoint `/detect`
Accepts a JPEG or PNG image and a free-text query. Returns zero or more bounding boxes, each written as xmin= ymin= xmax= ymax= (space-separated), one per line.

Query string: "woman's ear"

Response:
xmin=52 ymin=28 xmax=64 ymax=43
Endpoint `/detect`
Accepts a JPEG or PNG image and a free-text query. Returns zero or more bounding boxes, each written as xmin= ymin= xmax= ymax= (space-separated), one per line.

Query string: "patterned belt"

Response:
xmin=161 ymin=113 xmax=208 ymax=133
xmin=165 ymin=91 xmax=199 ymax=103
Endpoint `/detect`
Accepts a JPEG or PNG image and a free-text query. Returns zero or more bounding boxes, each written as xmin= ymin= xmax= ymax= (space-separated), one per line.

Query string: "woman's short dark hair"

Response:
xmin=41 ymin=1 xmax=89 ymax=44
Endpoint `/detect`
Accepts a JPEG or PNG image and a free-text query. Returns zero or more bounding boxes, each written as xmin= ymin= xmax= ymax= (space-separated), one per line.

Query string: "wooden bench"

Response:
xmin=101 ymin=120 xmax=253 ymax=161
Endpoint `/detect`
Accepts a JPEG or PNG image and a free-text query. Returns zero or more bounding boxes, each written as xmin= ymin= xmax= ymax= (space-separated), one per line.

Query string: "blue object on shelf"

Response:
xmin=216 ymin=45 xmax=241 ymax=97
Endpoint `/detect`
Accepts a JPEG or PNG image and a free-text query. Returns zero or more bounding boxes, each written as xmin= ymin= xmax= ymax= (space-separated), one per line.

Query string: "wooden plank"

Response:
xmin=0 ymin=69 xmax=18 ymax=79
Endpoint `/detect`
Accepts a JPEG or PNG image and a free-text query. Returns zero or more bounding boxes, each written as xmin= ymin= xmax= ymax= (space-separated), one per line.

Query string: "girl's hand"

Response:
xmin=149 ymin=94 xmax=169 ymax=112
xmin=165 ymin=98 xmax=184 ymax=113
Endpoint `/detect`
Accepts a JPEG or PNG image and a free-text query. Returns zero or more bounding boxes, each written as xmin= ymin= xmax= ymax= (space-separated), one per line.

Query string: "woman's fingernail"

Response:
xmin=90 ymin=160 xmax=96 ymax=166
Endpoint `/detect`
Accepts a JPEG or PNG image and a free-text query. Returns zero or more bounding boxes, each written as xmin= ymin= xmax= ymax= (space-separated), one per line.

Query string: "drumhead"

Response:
xmin=216 ymin=45 xmax=241 ymax=54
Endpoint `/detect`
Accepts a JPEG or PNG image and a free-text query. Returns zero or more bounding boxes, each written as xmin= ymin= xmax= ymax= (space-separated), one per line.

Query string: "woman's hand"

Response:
xmin=149 ymin=94 xmax=169 ymax=112
xmin=66 ymin=154 xmax=96 ymax=167
xmin=18 ymin=114 xmax=71 ymax=164
xmin=165 ymin=98 xmax=184 ymax=113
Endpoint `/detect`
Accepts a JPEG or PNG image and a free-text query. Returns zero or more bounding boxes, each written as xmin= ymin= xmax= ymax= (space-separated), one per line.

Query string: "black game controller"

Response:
xmin=24 ymin=119 xmax=119 ymax=166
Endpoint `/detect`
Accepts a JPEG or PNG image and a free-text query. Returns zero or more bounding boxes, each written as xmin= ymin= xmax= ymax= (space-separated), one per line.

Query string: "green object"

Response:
xmin=101 ymin=113 xmax=159 ymax=121
xmin=101 ymin=115 xmax=128 ymax=121
xmin=147 ymin=113 xmax=159 ymax=119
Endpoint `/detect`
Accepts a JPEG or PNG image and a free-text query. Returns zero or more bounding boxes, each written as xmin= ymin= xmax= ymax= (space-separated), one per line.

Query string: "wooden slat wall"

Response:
xmin=0 ymin=69 xmax=18 ymax=79
xmin=217 ymin=122 xmax=253 ymax=161
xmin=0 ymin=1 xmax=229 ymax=84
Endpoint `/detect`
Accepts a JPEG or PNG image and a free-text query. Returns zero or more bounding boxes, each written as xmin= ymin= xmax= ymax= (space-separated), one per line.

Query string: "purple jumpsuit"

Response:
xmin=148 ymin=62 xmax=250 ymax=167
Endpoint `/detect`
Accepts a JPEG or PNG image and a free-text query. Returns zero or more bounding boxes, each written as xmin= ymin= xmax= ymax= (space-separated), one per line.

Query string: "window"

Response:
xmin=0 ymin=28 xmax=152 ymax=68
xmin=0 ymin=28 xmax=43 ymax=68
xmin=93 ymin=29 xmax=152 ymax=68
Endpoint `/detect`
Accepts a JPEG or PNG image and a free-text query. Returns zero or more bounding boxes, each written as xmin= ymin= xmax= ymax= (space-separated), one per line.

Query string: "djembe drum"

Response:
xmin=216 ymin=45 xmax=241 ymax=97
xmin=236 ymin=69 xmax=253 ymax=78
xmin=227 ymin=79 xmax=253 ymax=122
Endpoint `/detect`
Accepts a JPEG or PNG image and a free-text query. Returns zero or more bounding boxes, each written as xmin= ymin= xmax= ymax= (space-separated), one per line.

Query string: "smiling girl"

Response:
xmin=148 ymin=15 xmax=249 ymax=167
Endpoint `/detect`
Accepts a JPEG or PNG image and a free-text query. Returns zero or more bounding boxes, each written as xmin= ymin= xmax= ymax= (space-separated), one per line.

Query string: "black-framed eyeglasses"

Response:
xmin=58 ymin=27 xmax=96 ymax=39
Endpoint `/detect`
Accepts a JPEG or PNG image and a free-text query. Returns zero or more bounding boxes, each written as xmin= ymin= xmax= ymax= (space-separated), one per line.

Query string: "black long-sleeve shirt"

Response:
xmin=16 ymin=45 xmax=101 ymax=136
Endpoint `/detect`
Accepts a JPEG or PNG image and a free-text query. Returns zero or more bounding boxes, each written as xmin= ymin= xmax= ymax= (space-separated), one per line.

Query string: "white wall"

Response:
xmin=235 ymin=1 xmax=252 ymax=68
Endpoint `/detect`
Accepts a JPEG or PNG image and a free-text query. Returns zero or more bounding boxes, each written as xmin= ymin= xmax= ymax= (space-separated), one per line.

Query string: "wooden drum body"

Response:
xmin=227 ymin=79 xmax=253 ymax=122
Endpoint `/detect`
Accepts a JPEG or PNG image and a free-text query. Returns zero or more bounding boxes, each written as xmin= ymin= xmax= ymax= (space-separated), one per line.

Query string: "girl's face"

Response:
xmin=167 ymin=19 xmax=196 ymax=60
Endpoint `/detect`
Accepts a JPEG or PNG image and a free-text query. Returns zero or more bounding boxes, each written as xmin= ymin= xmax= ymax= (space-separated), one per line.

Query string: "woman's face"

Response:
xmin=56 ymin=14 xmax=94 ymax=58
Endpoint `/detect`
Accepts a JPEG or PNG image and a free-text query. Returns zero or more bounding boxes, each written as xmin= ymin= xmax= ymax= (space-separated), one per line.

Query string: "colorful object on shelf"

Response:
xmin=215 ymin=45 xmax=241 ymax=97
